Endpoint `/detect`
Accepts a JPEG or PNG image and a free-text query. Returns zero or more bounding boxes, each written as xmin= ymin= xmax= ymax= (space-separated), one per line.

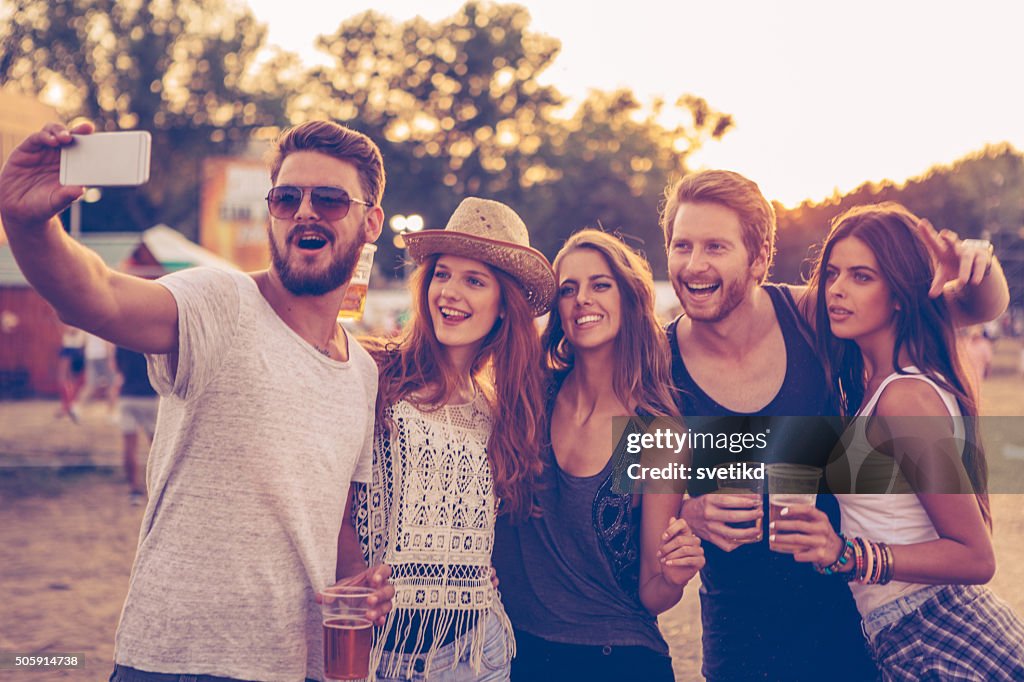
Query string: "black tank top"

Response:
xmin=668 ymin=284 xmax=826 ymax=417
xmin=666 ymin=284 xmax=877 ymax=682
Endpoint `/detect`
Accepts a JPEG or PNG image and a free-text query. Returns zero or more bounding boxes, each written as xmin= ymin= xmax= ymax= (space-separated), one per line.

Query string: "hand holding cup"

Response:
xmin=318 ymin=565 xmax=393 ymax=681
xmin=317 ymin=563 xmax=394 ymax=625
xmin=768 ymin=503 xmax=845 ymax=568
xmin=766 ymin=464 xmax=823 ymax=553
xmin=682 ymin=492 xmax=763 ymax=552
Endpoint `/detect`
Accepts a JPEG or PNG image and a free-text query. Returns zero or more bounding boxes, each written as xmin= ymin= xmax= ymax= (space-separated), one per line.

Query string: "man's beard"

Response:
xmin=268 ymin=226 xmax=364 ymax=297
xmin=675 ymin=272 xmax=753 ymax=323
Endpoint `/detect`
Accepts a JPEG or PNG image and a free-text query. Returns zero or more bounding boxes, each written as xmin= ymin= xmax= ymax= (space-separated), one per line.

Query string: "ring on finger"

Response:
xmin=962 ymin=238 xmax=993 ymax=254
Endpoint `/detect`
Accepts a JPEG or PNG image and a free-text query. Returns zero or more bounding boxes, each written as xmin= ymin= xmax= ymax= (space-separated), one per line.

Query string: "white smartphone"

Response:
xmin=59 ymin=131 xmax=152 ymax=186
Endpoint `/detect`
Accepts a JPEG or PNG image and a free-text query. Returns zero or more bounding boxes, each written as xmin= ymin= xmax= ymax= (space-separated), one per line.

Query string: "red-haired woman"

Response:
xmin=358 ymin=198 xmax=553 ymax=681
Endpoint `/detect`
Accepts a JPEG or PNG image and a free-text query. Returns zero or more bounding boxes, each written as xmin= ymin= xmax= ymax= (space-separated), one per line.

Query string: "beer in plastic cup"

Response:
xmin=767 ymin=464 xmax=823 ymax=553
xmin=338 ymin=244 xmax=376 ymax=322
xmin=320 ymin=585 xmax=374 ymax=680
xmin=713 ymin=462 xmax=765 ymax=543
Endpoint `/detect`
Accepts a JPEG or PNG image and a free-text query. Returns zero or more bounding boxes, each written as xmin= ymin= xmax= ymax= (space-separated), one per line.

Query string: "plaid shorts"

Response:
xmin=870 ymin=584 xmax=1024 ymax=681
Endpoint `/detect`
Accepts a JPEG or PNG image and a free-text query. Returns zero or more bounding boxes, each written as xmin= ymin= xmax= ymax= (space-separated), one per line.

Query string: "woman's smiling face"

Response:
xmin=556 ymin=248 xmax=622 ymax=353
xmin=428 ymin=254 xmax=503 ymax=354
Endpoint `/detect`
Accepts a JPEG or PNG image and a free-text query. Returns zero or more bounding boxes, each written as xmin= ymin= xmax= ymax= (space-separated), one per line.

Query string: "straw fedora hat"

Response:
xmin=404 ymin=198 xmax=556 ymax=316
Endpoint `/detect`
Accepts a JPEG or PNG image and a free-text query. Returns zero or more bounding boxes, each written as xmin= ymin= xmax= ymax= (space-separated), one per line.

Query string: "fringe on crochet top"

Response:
xmin=362 ymin=394 xmax=515 ymax=678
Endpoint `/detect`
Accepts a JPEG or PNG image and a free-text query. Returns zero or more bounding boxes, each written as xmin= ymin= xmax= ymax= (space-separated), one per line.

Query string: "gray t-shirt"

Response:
xmin=113 ymin=267 xmax=377 ymax=681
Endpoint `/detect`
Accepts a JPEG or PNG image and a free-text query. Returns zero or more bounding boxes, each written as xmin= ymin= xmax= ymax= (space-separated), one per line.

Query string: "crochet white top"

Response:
xmin=366 ymin=393 xmax=514 ymax=677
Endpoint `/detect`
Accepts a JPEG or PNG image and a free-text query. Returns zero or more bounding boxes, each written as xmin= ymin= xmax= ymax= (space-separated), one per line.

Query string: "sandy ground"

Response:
xmin=1 ymin=340 xmax=1022 ymax=681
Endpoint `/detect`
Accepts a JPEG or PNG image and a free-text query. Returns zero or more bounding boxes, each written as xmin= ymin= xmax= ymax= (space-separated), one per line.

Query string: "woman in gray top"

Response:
xmin=494 ymin=229 xmax=704 ymax=681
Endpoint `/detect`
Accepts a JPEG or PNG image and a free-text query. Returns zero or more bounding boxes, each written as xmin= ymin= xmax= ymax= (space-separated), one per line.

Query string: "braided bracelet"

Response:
xmin=816 ymin=535 xmax=854 ymax=576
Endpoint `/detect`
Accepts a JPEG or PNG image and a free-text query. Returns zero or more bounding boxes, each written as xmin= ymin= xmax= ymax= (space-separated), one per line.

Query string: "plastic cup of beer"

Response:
xmin=320 ymin=585 xmax=374 ymax=681
xmin=767 ymin=464 xmax=823 ymax=553
xmin=338 ymin=244 xmax=376 ymax=322
xmin=713 ymin=462 xmax=765 ymax=543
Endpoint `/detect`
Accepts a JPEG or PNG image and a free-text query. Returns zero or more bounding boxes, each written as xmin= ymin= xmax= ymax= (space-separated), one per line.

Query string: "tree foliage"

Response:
xmin=0 ymin=0 xmax=288 ymax=236
xmin=305 ymin=1 xmax=732 ymax=276
xmin=774 ymin=144 xmax=1024 ymax=304
xmin=1 ymin=0 xmax=734 ymax=277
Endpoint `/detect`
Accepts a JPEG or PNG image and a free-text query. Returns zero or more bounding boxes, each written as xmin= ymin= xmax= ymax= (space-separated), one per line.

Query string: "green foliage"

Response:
xmin=0 ymin=0 xmax=288 ymax=236
xmin=305 ymin=1 xmax=731 ymax=276
xmin=0 ymin=0 xmax=732 ymax=275
xmin=775 ymin=144 xmax=1024 ymax=304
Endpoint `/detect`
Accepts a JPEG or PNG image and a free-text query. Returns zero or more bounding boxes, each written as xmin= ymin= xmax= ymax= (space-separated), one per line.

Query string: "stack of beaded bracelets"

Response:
xmin=815 ymin=534 xmax=895 ymax=585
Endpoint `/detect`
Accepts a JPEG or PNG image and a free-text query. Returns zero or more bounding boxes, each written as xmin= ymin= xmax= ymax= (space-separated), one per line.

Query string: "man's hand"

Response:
xmin=318 ymin=564 xmax=395 ymax=626
xmin=680 ymin=494 xmax=762 ymax=552
xmin=915 ymin=219 xmax=994 ymax=297
xmin=0 ymin=121 xmax=94 ymax=230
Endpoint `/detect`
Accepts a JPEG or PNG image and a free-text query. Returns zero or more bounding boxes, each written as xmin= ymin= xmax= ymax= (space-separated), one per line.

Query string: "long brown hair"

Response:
xmin=365 ymin=254 xmax=545 ymax=521
xmin=807 ymin=202 xmax=990 ymax=526
xmin=543 ymin=229 xmax=679 ymax=416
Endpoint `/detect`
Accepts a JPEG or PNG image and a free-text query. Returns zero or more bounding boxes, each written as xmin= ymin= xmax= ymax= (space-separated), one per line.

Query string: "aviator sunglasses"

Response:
xmin=265 ymin=185 xmax=373 ymax=221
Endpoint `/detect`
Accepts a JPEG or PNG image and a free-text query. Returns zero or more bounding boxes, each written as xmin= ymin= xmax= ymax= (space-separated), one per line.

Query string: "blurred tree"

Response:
xmin=524 ymin=89 xmax=732 ymax=275
xmin=775 ymin=144 xmax=1024 ymax=305
xmin=306 ymin=1 xmax=731 ymax=277
xmin=0 ymin=0 xmax=288 ymax=237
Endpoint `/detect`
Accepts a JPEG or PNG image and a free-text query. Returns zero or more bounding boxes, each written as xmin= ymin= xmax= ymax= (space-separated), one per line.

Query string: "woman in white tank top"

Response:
xmin=771 ymin=203 xmax=1024 ymax=681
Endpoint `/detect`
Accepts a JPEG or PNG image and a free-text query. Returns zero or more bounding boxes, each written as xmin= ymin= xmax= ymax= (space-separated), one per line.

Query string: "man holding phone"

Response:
xmin=0 ymin=120 xmax=395 ymax=681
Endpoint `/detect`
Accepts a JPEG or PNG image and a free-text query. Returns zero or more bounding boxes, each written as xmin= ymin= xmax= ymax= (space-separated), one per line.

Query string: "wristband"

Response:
xmin=816 ymin=535 xmax=853 ymax=576
xmin=861 ymin=539 xmax=875 ymax=585
xmin=880 ymin=543 xmax=895 ymax=585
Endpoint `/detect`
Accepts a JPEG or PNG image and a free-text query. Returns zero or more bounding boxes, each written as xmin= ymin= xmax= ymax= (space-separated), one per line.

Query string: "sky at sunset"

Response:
xmin=248 ymin=0 xmax=1024 ymax=207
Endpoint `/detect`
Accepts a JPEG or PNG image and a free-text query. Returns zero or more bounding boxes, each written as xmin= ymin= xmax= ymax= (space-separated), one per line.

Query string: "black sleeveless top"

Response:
xmin=666 ymin=284 xmax=877 ymax=682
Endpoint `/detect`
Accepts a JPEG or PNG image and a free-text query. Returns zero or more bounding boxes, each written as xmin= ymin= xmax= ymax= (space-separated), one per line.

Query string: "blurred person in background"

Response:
xmin=55 ymin=323 xmax=86 ymax=422
xmin=959 ymin=324 xmax=994 ymax=395
xmin=114 ymin=346 xmax=156 ymax=505
xmin=80 ymin=332 xmax=120 ymax=417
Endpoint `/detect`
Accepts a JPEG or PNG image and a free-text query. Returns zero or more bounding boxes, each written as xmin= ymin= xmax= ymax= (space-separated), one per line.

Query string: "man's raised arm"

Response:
xmin=0 ymin=122 xmax=178 ymax=354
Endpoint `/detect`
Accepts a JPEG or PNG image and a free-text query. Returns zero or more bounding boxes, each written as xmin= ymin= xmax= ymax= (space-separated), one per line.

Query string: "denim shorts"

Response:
xmin=861 ymin=585 xmax=945 ymax=644
xmin=375 ymin=610 xmax=511 ymax=682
